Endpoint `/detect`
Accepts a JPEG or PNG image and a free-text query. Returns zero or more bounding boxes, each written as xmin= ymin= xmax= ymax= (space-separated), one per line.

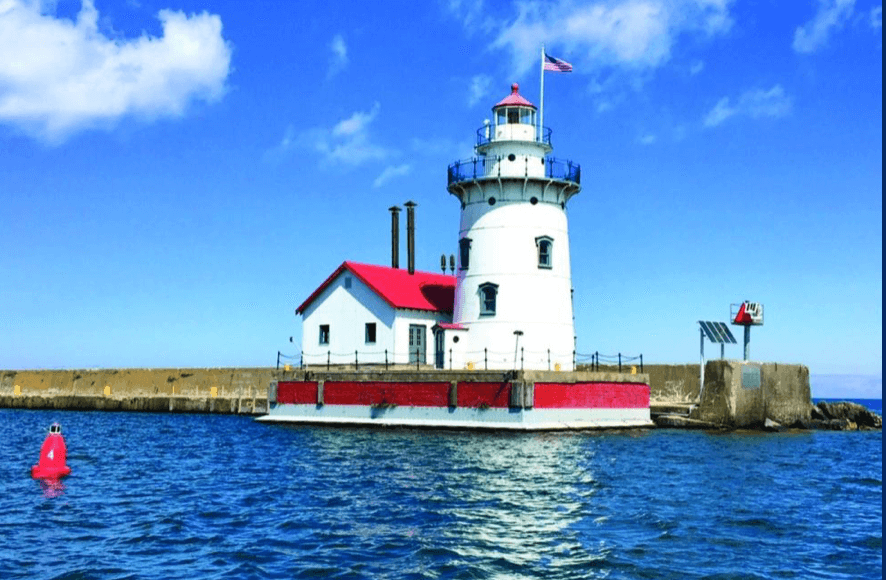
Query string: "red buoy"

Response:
xmin=31 ymin=423 xmax=71 ymax=480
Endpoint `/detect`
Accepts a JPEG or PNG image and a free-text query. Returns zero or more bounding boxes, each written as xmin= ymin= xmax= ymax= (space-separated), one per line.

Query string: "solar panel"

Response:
xmin=698 ymin=321 xmax=737 ymax=344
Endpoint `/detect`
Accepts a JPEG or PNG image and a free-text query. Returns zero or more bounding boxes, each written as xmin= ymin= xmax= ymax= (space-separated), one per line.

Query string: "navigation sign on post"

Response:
xmin=730 ymin=301 xmax=764 ymax=360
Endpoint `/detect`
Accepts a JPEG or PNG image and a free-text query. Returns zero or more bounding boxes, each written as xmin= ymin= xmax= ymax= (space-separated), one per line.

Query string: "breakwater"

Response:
xmin=1 ymin=362 xmax=846 ymax=430
xmin=0 ymin=368 xmax=274 ymax=415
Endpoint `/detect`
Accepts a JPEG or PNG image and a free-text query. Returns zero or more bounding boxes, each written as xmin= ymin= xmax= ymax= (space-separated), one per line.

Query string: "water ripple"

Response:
xmin=0 ymin=411 xmax=880 ymax=579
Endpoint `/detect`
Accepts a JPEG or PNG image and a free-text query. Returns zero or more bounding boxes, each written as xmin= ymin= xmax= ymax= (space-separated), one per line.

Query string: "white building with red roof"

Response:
xmin=296 ymin=261 xmax=455 ymax=366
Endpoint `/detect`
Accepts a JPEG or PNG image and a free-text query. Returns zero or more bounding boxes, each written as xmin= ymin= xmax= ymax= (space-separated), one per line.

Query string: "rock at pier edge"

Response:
xmin=804 ymin=401 xmax=883 ymax=431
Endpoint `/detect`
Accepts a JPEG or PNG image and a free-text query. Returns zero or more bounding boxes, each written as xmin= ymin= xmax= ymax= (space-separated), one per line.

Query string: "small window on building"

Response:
xmin=459 ymin=237 xmax=472 ymax=270
xmin=536 ymin=236 xmax=553 ymax=269
xmin=507 ymin=108 xmax=519 ymax=124
xmin=365 ymin=323 xmax=376 ymax=344
xmin=344 ymin=277 xmax=352 ymax=289
xmin=319 ymin=324 xmax=330 ymax=345
xmin=479 ymin=283 xmax=498 ymax=316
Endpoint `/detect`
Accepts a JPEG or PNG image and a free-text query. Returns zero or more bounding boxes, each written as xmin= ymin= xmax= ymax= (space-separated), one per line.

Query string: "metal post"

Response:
xmin=327 ymin=351 xmax=331 ymax=371
xmin=385 ymin=349 xmax=388 ymax=370
xmin=300 ymin=352 xmax=303 ymax=368
xmin=355 ymin=350 xmax=358 ymax=371
xmin=485 ymin=348 xmax=488 ymax=370
xmin=415 ymin=348 xmax=420 ymax=370
xmin=618 ymin=353 xmax=622 ymax=373
xmin=449 ymin=349 xmax=452 ymax=370
xmin=276 ymin=351 xmax=280 ymax=370
xmin=640 ymin=354 xmax=643 ymax=373
xmin=595 ymin=351 xmax=599 ymax=372
xmin=743 ymin=325 xmax=750 ymax=361
xmin=520 ymin=347 xmax=524 ymax=370
xmin=699 ymin=328 xmax=705 ymax=399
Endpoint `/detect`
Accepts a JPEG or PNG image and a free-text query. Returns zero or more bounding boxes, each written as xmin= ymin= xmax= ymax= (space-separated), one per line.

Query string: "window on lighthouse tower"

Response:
xmin=459 ymin=238 xmax=472 ymax=270
xmin=536 ymin=236 xmax=553 ymax=269
xmin=479 ymin=283 xmax=498 ymax=316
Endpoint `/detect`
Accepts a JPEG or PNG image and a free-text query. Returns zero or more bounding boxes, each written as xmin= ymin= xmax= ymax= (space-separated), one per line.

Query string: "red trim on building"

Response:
xmin=322 ymin=382 xmax=449 ymax=407
xmin=494 ymin=83 xmax=536 ymax=109
xmin=276 ymin=380 xmax=649 ymax=410
xmin=277 ymin=381 xmax=319 ymax=405
xmin=457 ymin=382 xmax=511 ymax=408
xmin=533 ymin=382 xmax=649 ymax=409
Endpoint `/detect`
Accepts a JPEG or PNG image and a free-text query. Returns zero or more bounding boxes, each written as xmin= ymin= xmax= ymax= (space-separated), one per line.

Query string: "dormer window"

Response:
xmin=459 ymin=237 xmax=472 ymax=270
xmin=479 ymin=283 xmax=498 ymax=316
xmin=536 ymin=236 xmax=553 ymax=269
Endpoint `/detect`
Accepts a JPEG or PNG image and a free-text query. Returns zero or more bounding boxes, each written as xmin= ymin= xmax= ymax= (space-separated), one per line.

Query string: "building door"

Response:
xmin=434 ymin=329 xmax=445 ymax=369
xmin=408 ymin=324 xmax=426 ymax=365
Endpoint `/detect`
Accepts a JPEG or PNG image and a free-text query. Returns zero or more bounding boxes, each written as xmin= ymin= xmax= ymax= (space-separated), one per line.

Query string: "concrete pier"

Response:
xmin=0 ymin=368 xmax=275 ymax=415
xmin=0 ymin=362 xmax=819 ymax=430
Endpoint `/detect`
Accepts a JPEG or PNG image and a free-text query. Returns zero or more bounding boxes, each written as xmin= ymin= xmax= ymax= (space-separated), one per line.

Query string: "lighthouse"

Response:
xmin=439 ymin=83 xmax=581 ymax=371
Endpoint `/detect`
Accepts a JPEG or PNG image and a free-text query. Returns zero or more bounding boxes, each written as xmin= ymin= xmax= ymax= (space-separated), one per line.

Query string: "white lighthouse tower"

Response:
xmin=437 ymin=83 xmax=581 ymax=371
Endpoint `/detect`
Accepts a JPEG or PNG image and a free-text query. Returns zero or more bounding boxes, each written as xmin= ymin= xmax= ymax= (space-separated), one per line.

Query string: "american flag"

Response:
xmin=543 ymin=53 xmax=573 ymax=73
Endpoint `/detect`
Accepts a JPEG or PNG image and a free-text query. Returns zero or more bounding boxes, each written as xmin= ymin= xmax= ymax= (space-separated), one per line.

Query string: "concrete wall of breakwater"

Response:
xmin=579 ymin=364 xmax=701 ymax=403
xmin=696 ymin=360 xmax=811 ymax=427
xmin=1 ymin=362 xmax=810 ymax=428
xmin=0 ymin=368 xmax=276 ymax=415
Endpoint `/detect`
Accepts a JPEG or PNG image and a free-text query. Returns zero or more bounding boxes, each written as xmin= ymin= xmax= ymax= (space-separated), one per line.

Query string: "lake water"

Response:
xmin=1 ymin=406 xmax=881 ymax=579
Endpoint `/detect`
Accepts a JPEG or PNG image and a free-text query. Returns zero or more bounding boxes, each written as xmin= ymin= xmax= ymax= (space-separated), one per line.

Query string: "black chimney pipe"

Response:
xmin=405 ymin=201 xmax=416 ymax=275
xmin=389 ymin=206 xmax=401 ymax=269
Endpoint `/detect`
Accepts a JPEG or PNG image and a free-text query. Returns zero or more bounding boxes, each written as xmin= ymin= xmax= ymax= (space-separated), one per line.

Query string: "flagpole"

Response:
xmin=539 ymin=44 xmax=545 ymax=143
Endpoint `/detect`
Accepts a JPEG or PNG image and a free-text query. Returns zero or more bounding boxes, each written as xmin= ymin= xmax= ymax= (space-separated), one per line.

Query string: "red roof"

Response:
xmin=296 ymin=261 xmax=455 ymax=314
xmin=494 ymin=83 xmax=536 ymax=109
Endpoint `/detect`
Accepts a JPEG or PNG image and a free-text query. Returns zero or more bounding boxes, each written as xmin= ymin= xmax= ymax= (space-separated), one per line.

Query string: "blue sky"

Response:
xmin=0 ymin=0 xmax=881 ymax=397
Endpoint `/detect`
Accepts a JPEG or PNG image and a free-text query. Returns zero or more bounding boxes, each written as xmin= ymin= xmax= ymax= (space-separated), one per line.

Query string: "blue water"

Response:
xmin=1 ymin=408 xmax=881 ymax=580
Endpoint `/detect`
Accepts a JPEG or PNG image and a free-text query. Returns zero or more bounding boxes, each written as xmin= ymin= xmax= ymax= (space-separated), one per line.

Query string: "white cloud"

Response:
xmin=792 ymin=0 xmax=855 ymax=54
xmin=280 ymin=102 xmax=391 ymax=166
xmin=445 ymin=0 xmax=495 ymax=33
xmin=373 ymin=163 xmax=411 ymax=188
xmin=871 ymin=6 xmax=882 ymax=29
xmin=703 ymin=85 xmax=792 ymax=127
xmin=468 ymin=74 xmax=492 ymax=106
xmin=328 ymin=33 xmax=348 ymax=78
xmin=637 ymin=133 xmax=656 ymax=144
xmin=490 ymin=0 xmax=734 ymax=75
xmin=0 ymin=0 xmax=232 ymax=142
xmin=690 ymin=60 xmax=705 ymax=75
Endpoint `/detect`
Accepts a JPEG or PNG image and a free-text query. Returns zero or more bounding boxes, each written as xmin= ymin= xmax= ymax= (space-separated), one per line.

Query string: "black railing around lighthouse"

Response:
xmin=447 ymin=155 xmax=581 ymax=188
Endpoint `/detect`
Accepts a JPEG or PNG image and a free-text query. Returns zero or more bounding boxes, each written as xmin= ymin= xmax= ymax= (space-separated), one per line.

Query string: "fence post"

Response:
xmin=300 ymin=352 xmax=304 ymax=368
xmin=520 ymin=347 xmax=524 ymax=370
xmin=276 ymin=351 xmax=280 ymax=370
xmin=640 ymin=354 xmax=643 ymax=373
xmin=618 ymin=353 xmax=622 ymax=373
xmin=355 ymin=350 xmax=358 ymax=371
xmin=449 ymin=349 xmax=452 ymax=370
xmin=385 ymin=349 xmax=388 ymax=370
xmin=595 ymin=351 xmax=599 ymax=372
xmin=572 ymin=350 xmax=576 ymax=370
xmin=327 ymin=351 xmax=331 ymax=371
xmin=415 ymin=348 xmax=420 ymax=371
xmin=547 ymin=349 xmax=551 ymax=371
xmin=484 ymin=348 xmax=488 ymax=370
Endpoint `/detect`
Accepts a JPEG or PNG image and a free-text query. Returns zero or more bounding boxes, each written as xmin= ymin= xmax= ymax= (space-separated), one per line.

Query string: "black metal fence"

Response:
xmin=278 ymin=349 xmax=643 ymax=373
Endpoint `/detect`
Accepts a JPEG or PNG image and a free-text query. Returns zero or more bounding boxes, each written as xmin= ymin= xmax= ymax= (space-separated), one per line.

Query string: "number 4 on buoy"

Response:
xmin=31 ymin=423 xmax=72 ymax=480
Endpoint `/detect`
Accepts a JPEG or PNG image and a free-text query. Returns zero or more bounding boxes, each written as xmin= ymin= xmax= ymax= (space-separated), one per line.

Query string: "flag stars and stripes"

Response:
xmin=543 ymin=53 xmax=573 ymax=72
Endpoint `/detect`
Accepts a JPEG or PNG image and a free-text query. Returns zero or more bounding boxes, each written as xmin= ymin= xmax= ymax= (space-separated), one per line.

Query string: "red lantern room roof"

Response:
xmin=493 ymin=83 xmax=536 ymax=110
